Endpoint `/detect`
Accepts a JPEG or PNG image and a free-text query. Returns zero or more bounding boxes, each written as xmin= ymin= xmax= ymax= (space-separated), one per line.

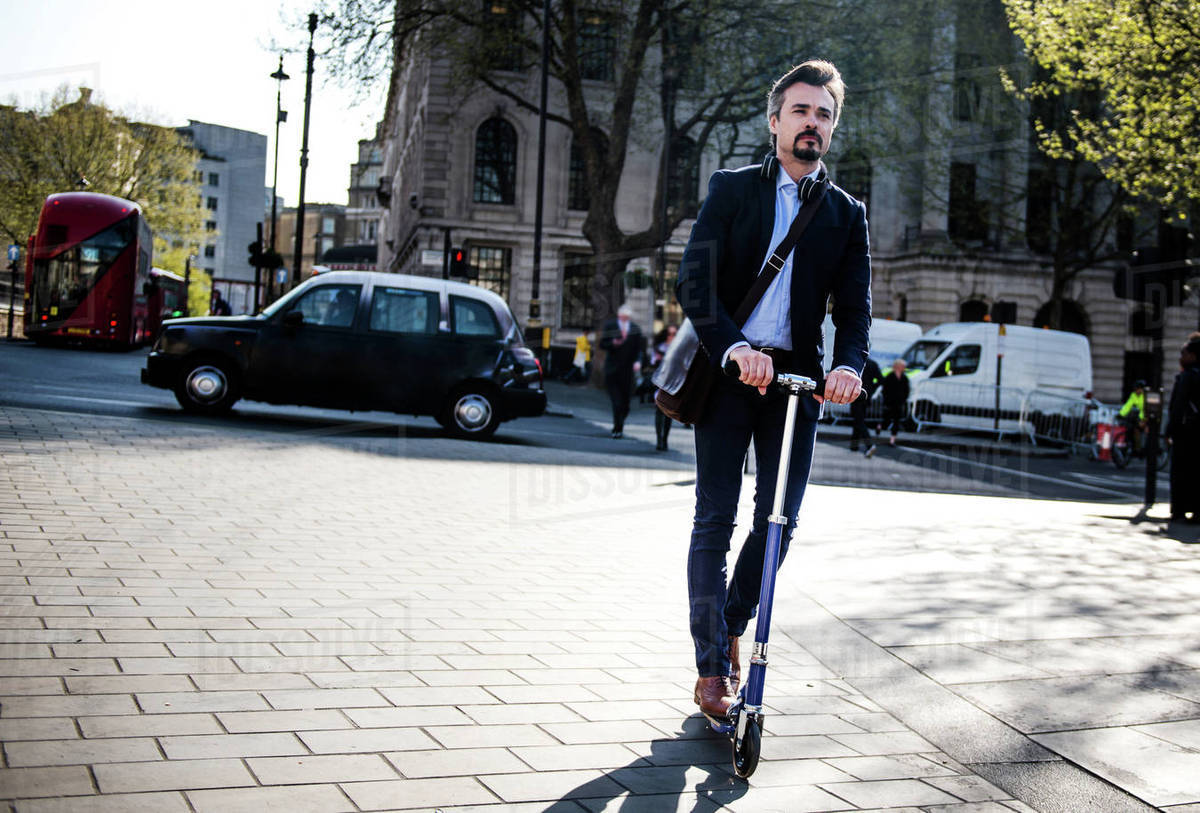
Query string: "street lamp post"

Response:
xmin=269 ymin=56 xmax=289 ymax=257
xmin=292 ymin=12 xmax=317 ymax=289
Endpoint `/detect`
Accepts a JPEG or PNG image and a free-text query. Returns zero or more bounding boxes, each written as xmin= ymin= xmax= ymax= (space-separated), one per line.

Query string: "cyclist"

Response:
xmin=1119 ymin=380 xmax=1147 ymax=456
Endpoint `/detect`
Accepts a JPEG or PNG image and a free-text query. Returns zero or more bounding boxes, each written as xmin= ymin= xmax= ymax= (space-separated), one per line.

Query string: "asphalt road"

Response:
xmin=0 ymin=340 xmax=1161 ymax=504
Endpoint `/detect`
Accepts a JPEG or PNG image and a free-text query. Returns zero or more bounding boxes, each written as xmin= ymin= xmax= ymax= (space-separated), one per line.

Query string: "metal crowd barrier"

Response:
xmin=908 ymin=378 xmax=1029 ymax=441
xmin=1018 ymin=389 xmax=1097 ymax=450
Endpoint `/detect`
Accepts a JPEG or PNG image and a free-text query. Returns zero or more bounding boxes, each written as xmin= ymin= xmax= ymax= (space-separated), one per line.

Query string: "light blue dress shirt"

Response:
xmin=722 ymin=165 xmax=858 ymax=377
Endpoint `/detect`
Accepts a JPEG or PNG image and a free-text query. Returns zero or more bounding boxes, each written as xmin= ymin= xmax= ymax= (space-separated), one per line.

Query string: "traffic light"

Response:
xmin=247 ymin=240 xmax=264 ymax=268
xmin=449 ymin=247 xmax=470 ymax=278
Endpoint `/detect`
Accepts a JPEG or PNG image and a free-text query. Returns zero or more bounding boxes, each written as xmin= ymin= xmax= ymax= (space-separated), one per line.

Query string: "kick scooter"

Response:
xmin=711 ymin=365 xmax=851 ymax=778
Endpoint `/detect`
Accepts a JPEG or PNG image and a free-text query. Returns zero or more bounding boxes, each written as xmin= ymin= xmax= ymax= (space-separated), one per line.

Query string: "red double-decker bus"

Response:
xmin=25 ymin=192 xmax=154 ymax=347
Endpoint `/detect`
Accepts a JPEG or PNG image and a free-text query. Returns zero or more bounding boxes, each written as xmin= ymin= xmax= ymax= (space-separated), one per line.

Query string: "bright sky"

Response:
xmin=0 ymin=0 xmax=386 ymax=206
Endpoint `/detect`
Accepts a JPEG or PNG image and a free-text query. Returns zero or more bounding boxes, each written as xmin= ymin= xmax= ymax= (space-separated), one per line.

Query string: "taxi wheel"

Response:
xmin=442 ymin=386 xmax=501 ymax=440
xmin=175 ymin=357 xmax=241 ymax=415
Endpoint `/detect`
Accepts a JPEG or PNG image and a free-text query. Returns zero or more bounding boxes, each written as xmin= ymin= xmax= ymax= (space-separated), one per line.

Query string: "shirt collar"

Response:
xmin=776 ymin=165 xmax=821 ymax=193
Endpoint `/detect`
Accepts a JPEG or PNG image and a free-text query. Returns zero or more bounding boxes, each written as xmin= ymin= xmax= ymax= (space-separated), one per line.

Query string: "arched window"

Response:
xmin=568 ymin=129 xmax=608 ymax=212
xmin=1034 ymin=300 xmax=1089 ymax=336
xmin=474 ymin=118 xmax=517 ymax=204
xmin=667 ymin=136 xmax=699 ymax=218
xmin=837 ymin=150 xmax=872 ymax=207
xmin=959 ymin=299 xmax=989 ymax=322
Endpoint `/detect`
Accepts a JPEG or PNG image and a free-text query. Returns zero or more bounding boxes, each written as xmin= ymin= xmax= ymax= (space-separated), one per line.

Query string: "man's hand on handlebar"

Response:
xmin=816 ymin=368 xmax=862 ymax=405
xmin=728 ymin=346 xmax=774 ymax=394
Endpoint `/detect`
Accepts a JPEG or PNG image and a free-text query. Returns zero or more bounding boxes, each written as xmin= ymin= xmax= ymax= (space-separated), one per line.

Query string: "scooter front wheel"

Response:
xmin=732 ymin=715 xmax=762 ymax=778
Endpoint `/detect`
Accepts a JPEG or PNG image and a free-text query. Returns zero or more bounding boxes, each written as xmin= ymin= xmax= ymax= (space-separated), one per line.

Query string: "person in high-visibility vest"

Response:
xmin=1119 ymin=380 xmax=1147 ymax=455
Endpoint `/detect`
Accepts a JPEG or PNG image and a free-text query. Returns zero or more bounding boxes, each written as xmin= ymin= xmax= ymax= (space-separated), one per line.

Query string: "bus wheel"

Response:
xmin=175 ymin=358 xmax=241 ymax=415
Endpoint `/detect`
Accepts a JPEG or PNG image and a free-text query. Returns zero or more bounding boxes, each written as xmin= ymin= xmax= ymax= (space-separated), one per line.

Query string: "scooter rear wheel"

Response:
xmin=732 ymin=716 xmax=761 ymax=778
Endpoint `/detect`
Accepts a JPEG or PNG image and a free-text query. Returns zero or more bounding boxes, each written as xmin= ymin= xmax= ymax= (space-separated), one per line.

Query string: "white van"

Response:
xmin=821 ymin=315 xmax=923 ymax=373
xmin=900 ymin=322 xmax=1092 ymax=433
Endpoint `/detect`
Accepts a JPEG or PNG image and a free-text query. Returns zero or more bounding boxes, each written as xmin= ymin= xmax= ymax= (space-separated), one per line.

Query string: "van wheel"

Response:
xmin=442 ymin=386 xmax=500 ymax=440
xmin=175 ymin=357 xmax=241 ymax=415
xmin=913 ymin=400 xmax=940 ymax=423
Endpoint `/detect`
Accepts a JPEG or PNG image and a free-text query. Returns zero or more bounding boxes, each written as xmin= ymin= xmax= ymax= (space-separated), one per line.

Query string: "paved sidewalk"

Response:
xmin=0 ymin=403 xmax=1197 ymax=811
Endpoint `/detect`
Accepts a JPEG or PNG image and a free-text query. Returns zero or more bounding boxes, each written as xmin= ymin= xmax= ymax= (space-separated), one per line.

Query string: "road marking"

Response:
xmin=902 ymin=447 xmax=1138 ymax=499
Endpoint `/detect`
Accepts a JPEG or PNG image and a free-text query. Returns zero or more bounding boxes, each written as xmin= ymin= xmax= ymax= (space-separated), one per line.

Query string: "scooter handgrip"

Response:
xmin=723 ymin=359 xmax=742 ymax=378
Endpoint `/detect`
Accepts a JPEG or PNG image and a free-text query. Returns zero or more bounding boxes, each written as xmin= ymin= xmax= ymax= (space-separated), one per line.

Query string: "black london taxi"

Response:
xmin=141 ymin=271 xmax=546 ymax=439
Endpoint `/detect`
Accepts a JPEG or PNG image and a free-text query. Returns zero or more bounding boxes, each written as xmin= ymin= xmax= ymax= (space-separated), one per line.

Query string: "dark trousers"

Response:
xmin=850 ymin=397 xmax=870 ymax=448
xmin=655 ymin=407 xmax=672 ymax=448
xmin=687 ymin=375 xmax=818 ymax=677
xmin=1170 ymin=434 xmax=1200 ymax=518
xmin=880 ymin=405 xmax=904 ymax=436
xmin=605 ymin=370 xmax=633 ymax=432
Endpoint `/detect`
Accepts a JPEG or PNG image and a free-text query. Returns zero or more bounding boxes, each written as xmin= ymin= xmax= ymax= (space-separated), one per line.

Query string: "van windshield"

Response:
xmin=902 ymin=340 xmax=950 ymax=372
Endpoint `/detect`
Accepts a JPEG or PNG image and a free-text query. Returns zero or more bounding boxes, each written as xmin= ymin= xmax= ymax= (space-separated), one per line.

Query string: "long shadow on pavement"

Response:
xmin=543 ymin=716 xmax=748 ymax=811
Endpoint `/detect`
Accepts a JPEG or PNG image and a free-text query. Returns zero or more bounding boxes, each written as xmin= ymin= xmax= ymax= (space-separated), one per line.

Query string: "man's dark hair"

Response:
xmin=767 ymin=59 xmax=845 ymax=149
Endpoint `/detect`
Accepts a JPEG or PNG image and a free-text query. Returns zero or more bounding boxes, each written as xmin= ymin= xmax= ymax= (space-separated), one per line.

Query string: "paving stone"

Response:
xmin=829 ymin=731 xmax=938 ymax=755
xmin=186 ymin=784 xmax=355 ymax=813
xmin=575 ymin=791 xmax=720 ymax=812
xmin=116 ymin=657 xmax=238 ymax=674
xmin=539 ymin=720 xmax=664 ymax=745
xmin=1033 ymin=727 xmax=1200 ymax=807
xmin=93 ymin=758 xmax=254 ymax=793
xmin=64 ymin=674 xmax=193 ymax=694
xmin=344 ymin=705 xmax=473 ymax=727
xmin=1135 ymin=718 xmax=1200 ymax=751
xmin=0 ymin=766 xmax=94 ymax=799
xmin=480 ymin=769 xmax=627 ymax=804
xmin=341 ymin=776 xmax=497 ymax=810
xmin=305 ymin=670 xmax=424 ymax=689
xmin=15 ymin=791 xmax=191 ymax=812
xmin=135 ymin=690 xmax=269 ymax=714
xmin=460 ymin=703 xmax=585 ymax=725
xmin=953 ymin=676 xmax=1200 ymax=733
xmin=824 ymin=753 xmax=960 ymax=781
xmin=261 ymin=687 xmax=389 ymax=709
xmin=159 ymin=732 xmax=307 ymax=759
xmin=426 ymin=723 xmax=559 ymax=749
xmin=387 ymin=747 xmax=529 ymax=779
xmin=606 ymin=764 xmax=742 ymax=795
xmin=818 ymin=778 xmax=960 ymax=807
xmin=510 ymin=743 xmax=643 ymax=772
xmin=483 ymin=685 xmax=603 ymax=704
xmin=189 ymin=672 xmax=314 ymax=691
xmin=247 ymin=753 xmax=399 ymax=784
xmin=0 ymin=717 xmax=78 ymax=741
xmin=711 ymin=783 xmax=852 ymax=811
xmin=0 ymin=677 xmax=62 ymax=696
xmin=921 ymin=802 xmax=1018 ymax=812
xmin=925 ymin=774 xmax=1013 ymax=802
xmin=299 ymin=726 xmax=439 ymax=754
xmin=0 ymin=693 xmax=136 ymax=717
xmin=5 ymin=737 xmax=160 ymax=767
xmin=79 ymin=712 xmax=223 ymax=738
xmin=888 ymin=644 xmax=1055 ymax=684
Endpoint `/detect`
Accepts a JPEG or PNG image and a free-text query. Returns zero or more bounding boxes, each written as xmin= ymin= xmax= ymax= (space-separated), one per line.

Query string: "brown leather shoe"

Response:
xmin=727 ymin=636 xmax=741 ymax=690
xmin=693 ymin=676 xmax=735 ymax=719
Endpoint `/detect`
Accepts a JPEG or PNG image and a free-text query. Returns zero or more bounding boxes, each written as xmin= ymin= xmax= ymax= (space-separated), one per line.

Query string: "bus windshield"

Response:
xmin=902 ymin=340 xmax=951 ymax=372
xmin=33 ymin=215 xmax=137 ymax=317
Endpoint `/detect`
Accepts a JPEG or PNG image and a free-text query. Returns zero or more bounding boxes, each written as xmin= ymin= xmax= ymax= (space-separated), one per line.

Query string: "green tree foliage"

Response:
xmin=0 ymin=87 xmax=207 ymax=271
xmin=1004 ymin=0 xmax=1200 ymax=207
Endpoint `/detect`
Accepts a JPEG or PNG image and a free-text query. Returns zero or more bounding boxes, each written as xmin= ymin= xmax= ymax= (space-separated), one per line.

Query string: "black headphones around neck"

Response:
xmin=760 ymin=153 xmax=828 ymax=201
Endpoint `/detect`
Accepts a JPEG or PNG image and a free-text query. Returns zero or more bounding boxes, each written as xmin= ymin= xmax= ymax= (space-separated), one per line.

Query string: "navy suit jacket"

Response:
xmin=675 ymin=162 xmax=872 ymax=378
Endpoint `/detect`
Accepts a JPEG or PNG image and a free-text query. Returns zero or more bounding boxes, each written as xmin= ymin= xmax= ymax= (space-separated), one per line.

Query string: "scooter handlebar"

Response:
xmin=722 ymin=358 xmax=867 ymax=402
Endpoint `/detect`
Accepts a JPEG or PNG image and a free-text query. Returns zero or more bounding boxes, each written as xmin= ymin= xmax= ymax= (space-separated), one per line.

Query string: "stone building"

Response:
xmin=275 ymin=203 xmax=346 ymax=284
xmin=176 ymin=121 xmax=267 ymax=315
xmin=375 ymin=4 xmax=1194 ymax=402
xmin=346 ymin=123 xmax=386 ymax=248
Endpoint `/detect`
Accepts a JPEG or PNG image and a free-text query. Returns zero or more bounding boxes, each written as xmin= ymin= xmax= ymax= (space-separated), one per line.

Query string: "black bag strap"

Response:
xmin=732 ymin=180 xmax=828 ymax=326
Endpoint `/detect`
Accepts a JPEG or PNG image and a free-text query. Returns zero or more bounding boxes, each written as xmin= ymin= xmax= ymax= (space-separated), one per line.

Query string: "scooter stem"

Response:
xmin=769 ymin=386 xmax=801 ymax=521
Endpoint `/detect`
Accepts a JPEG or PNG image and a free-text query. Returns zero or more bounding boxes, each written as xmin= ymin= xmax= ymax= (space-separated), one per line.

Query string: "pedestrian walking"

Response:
xmin=1166 ymin=335 xmax=1200 ymax=523
xmin=565 ymin=331 xmax=592 ymax=384
xmin=879 ymin=358 xmax=909 ymax=446
xmin=851 ymin=357 xmax=882 ymax=454
xmin=675 ymin=59 xmax=870 ymax=720
xmin=653 ymin=325 xmax=678 ymax=451
xmin=599 ymin=305 xmax=645 ymax=439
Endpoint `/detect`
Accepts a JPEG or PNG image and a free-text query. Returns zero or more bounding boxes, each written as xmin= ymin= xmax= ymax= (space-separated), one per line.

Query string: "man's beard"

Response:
xmin=792 ymin=132 xmax=822 ymax=162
